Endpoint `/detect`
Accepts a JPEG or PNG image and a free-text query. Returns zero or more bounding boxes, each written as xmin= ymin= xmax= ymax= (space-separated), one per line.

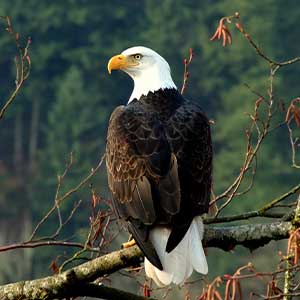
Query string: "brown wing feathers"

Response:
xmin=165 ymin=103 xmax=212 ymax=252
xmin=106 ymin=94 xmax=212 ymax=267
xmin=106 ymin=105 xmax=180 ymax=269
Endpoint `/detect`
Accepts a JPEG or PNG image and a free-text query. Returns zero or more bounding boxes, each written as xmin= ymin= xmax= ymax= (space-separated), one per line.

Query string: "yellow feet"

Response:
xmin=122 ymin=238 xmax=136 ymax=248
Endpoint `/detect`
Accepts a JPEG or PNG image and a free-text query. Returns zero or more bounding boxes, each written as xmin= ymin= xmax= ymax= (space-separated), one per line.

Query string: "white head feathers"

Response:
xmin=121 ymin=46 xmax=177 ymax=103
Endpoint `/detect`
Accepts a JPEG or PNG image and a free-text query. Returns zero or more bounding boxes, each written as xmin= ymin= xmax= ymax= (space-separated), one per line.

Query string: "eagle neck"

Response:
xmin=127 ymin=65 xmax=176 ymax=103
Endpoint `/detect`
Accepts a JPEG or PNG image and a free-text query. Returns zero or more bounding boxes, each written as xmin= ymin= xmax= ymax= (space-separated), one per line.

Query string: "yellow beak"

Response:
xmin=107 ymin=54 xmax=139 ymax=74
xmin=107 ymin=54 xmax=128 ymax=74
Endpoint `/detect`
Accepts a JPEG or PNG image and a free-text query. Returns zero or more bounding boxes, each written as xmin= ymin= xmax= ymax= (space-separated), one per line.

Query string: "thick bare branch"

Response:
xmin=1 ymin=282 xmax=154 ymax=300
xmin=0 ymin=221 xmax=291 ymax=299
xmin=65 ymin=283 xmax=156 ymax=300
xmin=204 ymin=221 xmax=291 ymax=251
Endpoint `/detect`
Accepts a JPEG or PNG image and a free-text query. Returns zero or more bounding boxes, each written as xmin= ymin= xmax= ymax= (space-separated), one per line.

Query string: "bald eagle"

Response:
xmin=106 ymin=46 xmax=212 ymax=286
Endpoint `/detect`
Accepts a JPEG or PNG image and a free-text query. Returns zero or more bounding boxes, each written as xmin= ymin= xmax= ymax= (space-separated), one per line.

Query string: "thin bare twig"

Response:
xmin=0 ymin=16 xmax=31 ymax=119
xmin=28 ymin=153 xmax=105 ymax=241
xmin=181 ymin=48 xmax=193 ymax=95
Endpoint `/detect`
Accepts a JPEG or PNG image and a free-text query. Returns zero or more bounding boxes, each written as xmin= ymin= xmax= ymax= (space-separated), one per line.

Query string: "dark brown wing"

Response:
xmin=106 ymin=103 xmax=180 ymax=269
xmin=165 ymin=101 xmax=212 ymax=252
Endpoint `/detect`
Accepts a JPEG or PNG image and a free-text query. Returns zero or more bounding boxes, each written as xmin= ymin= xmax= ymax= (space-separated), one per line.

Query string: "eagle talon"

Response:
xmin=122 ymin=239 xmax=136 ymax=249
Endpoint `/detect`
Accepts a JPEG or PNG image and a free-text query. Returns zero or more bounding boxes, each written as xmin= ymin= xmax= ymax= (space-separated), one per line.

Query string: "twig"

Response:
xmin=0 ymin=241 xmax=86 ymax=253
xmin=259 ymin=182 xmax=300 ymax=213
xmin=181 ymin=48 xmax=193 ymax=94
xmin=28 ymin=153 xmax=105 ymax=241
xmin=204 ymin=211 xmax=286 ymax=225
xmin=0 ymin=16 xmax=31 ymax=119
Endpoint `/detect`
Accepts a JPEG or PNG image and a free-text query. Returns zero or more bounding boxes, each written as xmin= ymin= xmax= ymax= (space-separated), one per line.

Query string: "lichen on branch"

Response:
xmin=0 ymin=221 xmax=291 ymax=300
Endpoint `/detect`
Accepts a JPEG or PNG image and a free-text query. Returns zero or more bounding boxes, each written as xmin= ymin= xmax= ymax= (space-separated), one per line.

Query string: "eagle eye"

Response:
xmin=133 ymin=54 xmax=142 ymax=60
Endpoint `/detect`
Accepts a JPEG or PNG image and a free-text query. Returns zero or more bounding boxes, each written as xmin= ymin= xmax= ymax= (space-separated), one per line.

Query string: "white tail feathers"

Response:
xmin=144 ymin=216 xmax=208 ymax=286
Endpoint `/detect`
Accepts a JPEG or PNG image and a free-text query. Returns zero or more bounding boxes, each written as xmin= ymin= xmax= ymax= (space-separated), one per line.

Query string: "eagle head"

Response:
xmin=107 ymin=46 xmax=176 ymax=102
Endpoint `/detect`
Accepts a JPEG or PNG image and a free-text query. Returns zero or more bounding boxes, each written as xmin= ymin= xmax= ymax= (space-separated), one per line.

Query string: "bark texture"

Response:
xmin=0 ymin=221 xmax=291 ymax=300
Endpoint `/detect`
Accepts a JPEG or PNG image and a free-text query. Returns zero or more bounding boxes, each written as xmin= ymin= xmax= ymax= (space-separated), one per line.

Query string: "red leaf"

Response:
xmin=143 ymin=283 xmax=151 ymax=297
xmin=293 ymin=106 xmax=300 ymax=127
xmin=49 ymin=259 xmax=59 ymax=274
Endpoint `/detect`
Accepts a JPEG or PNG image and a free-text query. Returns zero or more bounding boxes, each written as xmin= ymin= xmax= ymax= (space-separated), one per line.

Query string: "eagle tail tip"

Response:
xmin=144 ymin=216 xmax=208 ymax=286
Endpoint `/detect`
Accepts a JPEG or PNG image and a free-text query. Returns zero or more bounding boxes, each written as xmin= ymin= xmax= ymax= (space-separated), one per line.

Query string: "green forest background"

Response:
xmin=0 ymin=0 xmax=299 ymax=297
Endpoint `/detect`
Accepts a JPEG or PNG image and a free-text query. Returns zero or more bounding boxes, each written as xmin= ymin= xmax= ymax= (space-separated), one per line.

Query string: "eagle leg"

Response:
xmin=122 ymin=235 xmax=136 ymax=248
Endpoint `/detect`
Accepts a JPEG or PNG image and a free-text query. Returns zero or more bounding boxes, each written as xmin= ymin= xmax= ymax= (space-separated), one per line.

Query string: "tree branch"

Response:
xmin=204 ymin=211 xmax=286 ymax=224
xmin=204 ymin=221 xmax=291 ymax=251
xmin=65 ymin=283 xmax=155 ymax=300
xmin=0 ymin=221 xmax=291 ymax=299
xmin=1 ymin=282 xmax=154 ymax=300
